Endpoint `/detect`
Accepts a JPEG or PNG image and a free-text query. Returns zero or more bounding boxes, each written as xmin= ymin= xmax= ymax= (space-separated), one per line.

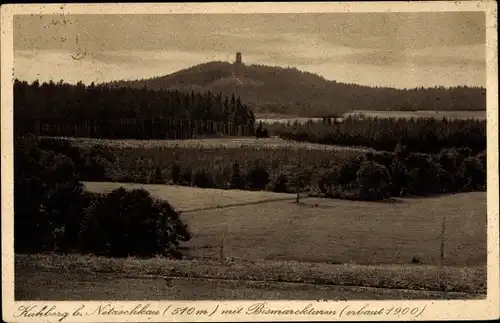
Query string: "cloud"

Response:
xmin=299 ymin=62 xmax=485 ymax=89
xmin=340 ymin=44 xmax=485 ymax=68
xmin=14 ymin=45 xmax=486 ymax=89
xmin=14 ymin=49 xmax=236 ymax=84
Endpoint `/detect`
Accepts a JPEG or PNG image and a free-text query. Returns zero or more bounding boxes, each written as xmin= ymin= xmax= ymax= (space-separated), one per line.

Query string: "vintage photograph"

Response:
xmin=1 ymin=2 xmax=498 ymax=322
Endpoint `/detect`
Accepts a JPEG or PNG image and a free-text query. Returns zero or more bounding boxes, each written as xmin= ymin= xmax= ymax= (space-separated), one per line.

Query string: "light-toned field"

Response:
xmin=84 ymin=182 xmax=487 ymax=267
xmin=256 ymin=110 xmax=486 ymax=124
xmin=343 ymin=110 xmax=486 ymax=120
xmin=257 ymin=117 xmax=324 ymax=124
xmin=48 ymin=136 xmax=376 ymax=153
xmin=84 ymin=182 xmax=294 ymax=212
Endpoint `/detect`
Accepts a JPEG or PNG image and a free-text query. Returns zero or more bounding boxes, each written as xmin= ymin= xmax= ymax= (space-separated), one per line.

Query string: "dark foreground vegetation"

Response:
xmin=14 ymin=136 xmax=191 ymax=256
xmin=264 ymin=116 xmax=486 ymax=154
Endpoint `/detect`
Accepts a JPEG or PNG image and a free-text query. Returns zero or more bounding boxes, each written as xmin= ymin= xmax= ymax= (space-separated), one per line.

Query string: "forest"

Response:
xmin=263 ymin=116 xmax=486 ymax=154
xmin=14 ymin=79 xmax=256 ymax=139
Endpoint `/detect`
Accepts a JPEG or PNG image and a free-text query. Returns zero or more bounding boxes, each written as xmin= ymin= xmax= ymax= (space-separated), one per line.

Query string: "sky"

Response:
xmin=13 ymin=12 xmax=486 ymax=89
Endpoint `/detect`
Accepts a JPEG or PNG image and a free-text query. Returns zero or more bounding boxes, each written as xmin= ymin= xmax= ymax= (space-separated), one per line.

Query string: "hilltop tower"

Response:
xmin=235 ymin=52 xmax=242 ymax=64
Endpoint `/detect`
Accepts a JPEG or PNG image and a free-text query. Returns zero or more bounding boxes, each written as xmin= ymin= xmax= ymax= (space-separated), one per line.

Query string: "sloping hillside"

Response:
xmin=105 ymin=61 xmax=486 ymax=117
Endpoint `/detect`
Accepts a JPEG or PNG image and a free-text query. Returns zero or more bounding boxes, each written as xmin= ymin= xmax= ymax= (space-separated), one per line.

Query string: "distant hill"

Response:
xmin=105 ymin=61 xmax=486 ymax=117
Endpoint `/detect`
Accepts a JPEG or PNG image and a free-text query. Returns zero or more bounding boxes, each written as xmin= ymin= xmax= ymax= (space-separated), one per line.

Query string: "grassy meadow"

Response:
xmin=342 ymin=110 xmax=486 ymax=120
xmin=255 ymin=110 xmax=486 ymax=125
xmin=50 ymin=136 xmax=377 ymax=152
xmin=84 ymin=182 xmax=487 ymax=267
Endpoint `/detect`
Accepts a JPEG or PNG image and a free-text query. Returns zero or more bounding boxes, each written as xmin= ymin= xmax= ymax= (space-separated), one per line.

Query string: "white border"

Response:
xmin=2 ymin=2 xmax=499 ymax=322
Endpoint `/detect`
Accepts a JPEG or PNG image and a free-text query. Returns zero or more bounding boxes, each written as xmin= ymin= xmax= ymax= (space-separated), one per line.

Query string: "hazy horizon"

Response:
xmin=14 ymin=12 xmax=486 ymax=89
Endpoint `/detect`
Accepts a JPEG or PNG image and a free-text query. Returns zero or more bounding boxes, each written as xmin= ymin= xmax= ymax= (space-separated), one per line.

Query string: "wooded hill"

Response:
xmin=105 ymin=61 xmax=486 ymax=117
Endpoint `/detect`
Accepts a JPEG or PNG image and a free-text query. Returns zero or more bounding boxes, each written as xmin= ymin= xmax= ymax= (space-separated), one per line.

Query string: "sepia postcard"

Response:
xmin=1 ymin=1 xmax=499 ymax=322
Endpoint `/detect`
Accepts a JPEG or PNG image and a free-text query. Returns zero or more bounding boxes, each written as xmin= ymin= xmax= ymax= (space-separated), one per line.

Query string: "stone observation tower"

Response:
xmin=235 ymin=52 xmax=242 ymax=64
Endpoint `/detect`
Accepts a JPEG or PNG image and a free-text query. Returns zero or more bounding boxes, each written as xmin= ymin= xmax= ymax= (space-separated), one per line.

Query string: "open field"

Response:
xmin=15 ymin=254 xmax=486 ymax=300
xmin=84 ymin=182 xmax=487 ymax=267
xmin=84 ymin=182 xmax=294 ymax=212
xmin=47 ymin=136 xmax=377 ymax=153
xmin=257 ymin=117 xmax=325 ymax=124
xmin=343 ymin=110 xmax=486 ymax=120
xmin=256 ymin=110 xmax=486 ymax=125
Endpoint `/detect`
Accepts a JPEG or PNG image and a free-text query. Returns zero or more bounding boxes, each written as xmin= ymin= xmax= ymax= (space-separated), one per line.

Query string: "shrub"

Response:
xmin=81 ymin=155 xmax=112 ymax=181
xmin=79 ymin=188 xmax=190 ymax=258
xmin=366 ymin=151 xmax=394 ymax=169
xmin=171 ymin=163 xmax=182 ymax=184
xmin=192 ymin=168 xmax=216 ymax=188
xmin=438 ymin=148 xmax=463 ymax=173
xmin=152 ymin=166 xmax=165 ymax=184
xmin=268 ymin=173 xmax=289 ymax=193
xmin=180 ymin=168 xmax=192 ymax=185
xmin=463 ymin=156 xmax=486 ymax=190
xmin=317 ymin=168 xmax=340 ymax=194
xmin=229 ymin=161 xmax=245 ymax=189
xmin=338 ymin=156 xmax=363 ymax=186
xmin=356 ymin=160 xmax=392 ymax=201
xmin=246 ymin=165 xmax=270 ymax=190
xmin=38 ymin=138 xmax=84 ymax=166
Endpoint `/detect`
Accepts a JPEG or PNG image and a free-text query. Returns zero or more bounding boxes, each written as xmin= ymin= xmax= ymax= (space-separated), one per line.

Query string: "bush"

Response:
xmin=152 ymin=166 xmax=165 ymax=184
xmin=229 ymin=161 xmax=245 ymax=189
xmin=192 ymin=168 xmax=216 ymax=188
xmin=14 ymin=136 xmax=191 ymax=258
xmin=171 ymin=163 xmax=182 ymax=184
xmin=268 ymin=173 xmax=289 ymax=193
xmin=180 ymin=168 xmax=192 ymax=185
xmin=438 ymin=148 xmax=463 ymax=173
xmin=338 ymin=157 xmax=363 ymax=186
xmin=463 ymin=155 xmax=486 ymax=190
xmin=79 ymin=188 xmax=190 ymax=258
xmin=14 ymin=135 xmax=86 ymax=252
xmin=38 ymin=138 xmax=83 ymax=166
xmin=246 ymin=165 xmax=270 ymax=190
xmin=356 ymin=160 xmax=392 ymax=201
xmin=317 ymin=168 xmax=341 ymax=194
xmin=39 ymin=139 xmax=117 ymax=181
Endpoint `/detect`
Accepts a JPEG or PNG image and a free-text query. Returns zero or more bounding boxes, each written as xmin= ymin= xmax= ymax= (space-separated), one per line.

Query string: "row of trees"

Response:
xmin=37 ymin=137 xmax=486 ymax=202
xmin=313 ymin=145 xmax=486 ymax=201
xmin=266 ymin=116 xmax=486 ymax=154
xmin=14 ymin=79 xmax=255 ymax=139
xmin=15 ymin=135 xmax=191 ymax=257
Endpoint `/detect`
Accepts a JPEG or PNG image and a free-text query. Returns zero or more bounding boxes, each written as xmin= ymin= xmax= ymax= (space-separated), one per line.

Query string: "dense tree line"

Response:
xmin=14 ymin=79 xmax=255 ymax=139
xmin=15 ymin=135 xmax=191 ymax=257
xmin=313 ymin=146 xmax=486 ymax=200
xmin=35 ymin=137 xmax=486 ymax=202
xmin=109 ymin=61 xmax=486 ymax=117
xmin=265 ymin=116 xmax=486 ymax=154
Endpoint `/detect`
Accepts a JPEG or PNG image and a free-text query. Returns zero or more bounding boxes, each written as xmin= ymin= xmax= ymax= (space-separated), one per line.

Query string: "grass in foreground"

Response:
xmin=17 ymin=266 xmax=483 ymax=301
xmin=85 ymin=183 xmax=487 ymax=267
xmin=16 ymin=254 xmax=486 ymax=297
